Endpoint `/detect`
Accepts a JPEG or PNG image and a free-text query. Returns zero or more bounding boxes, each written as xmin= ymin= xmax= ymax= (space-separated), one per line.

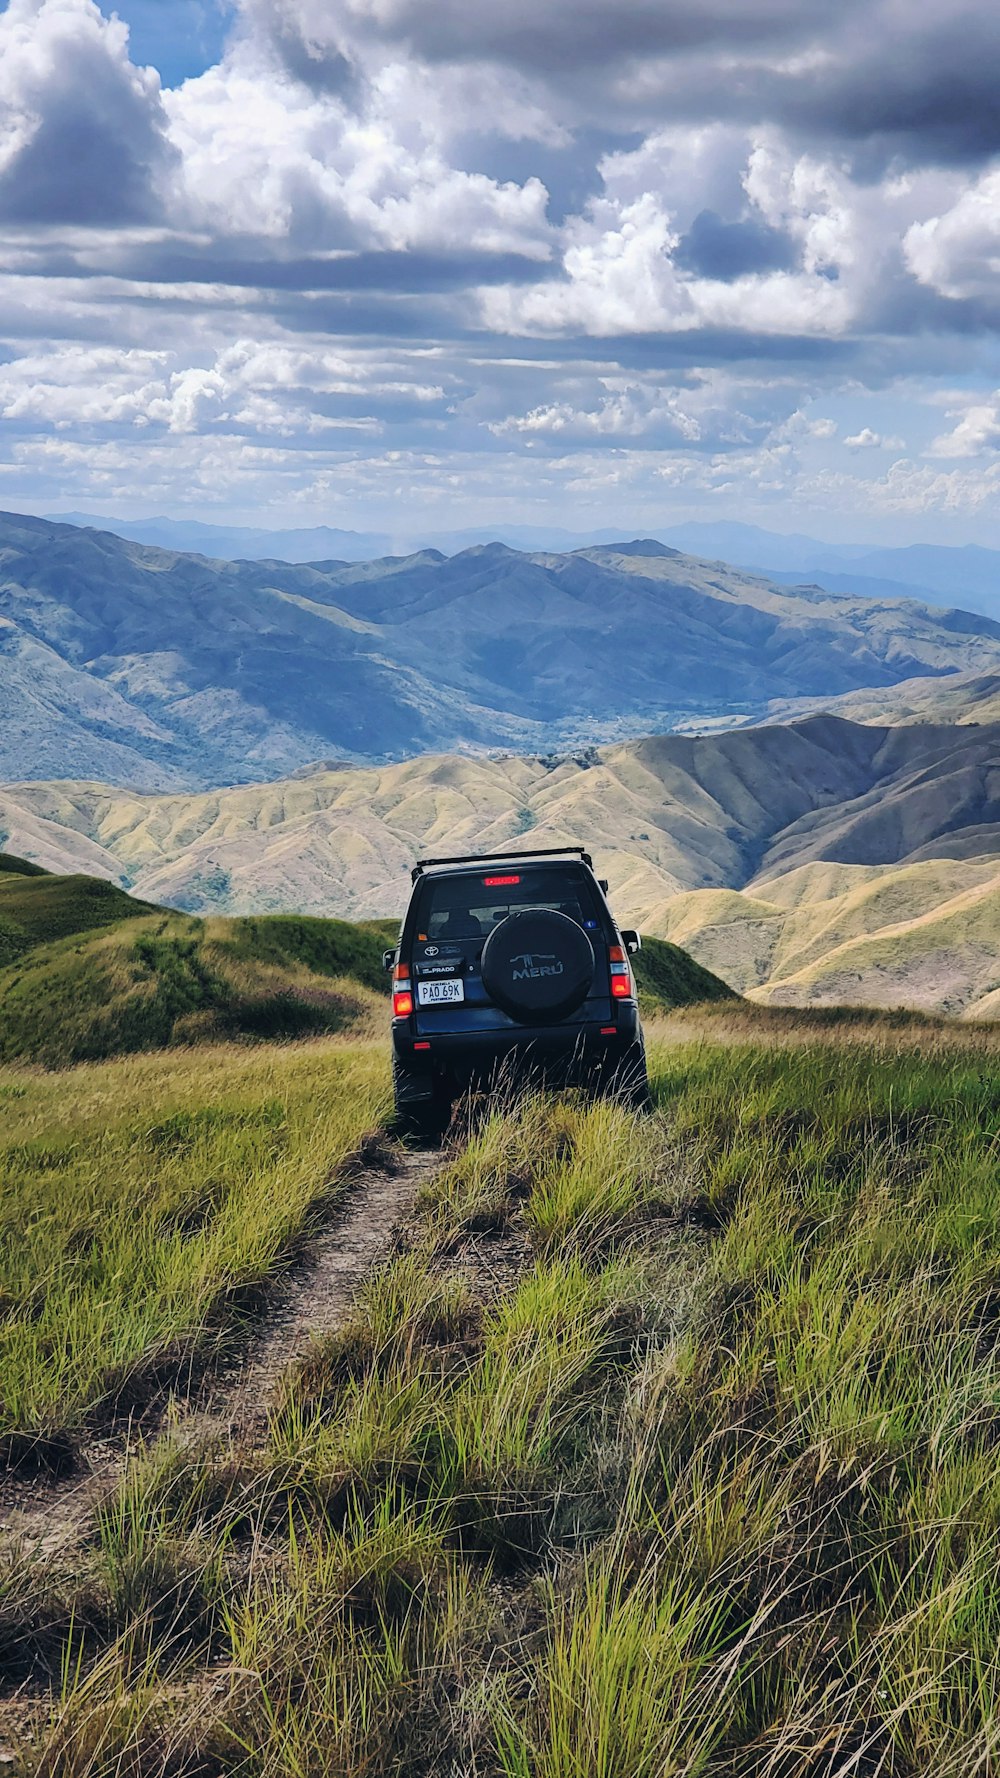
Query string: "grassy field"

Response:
xmin=3 ymin=1002 xmax=1000 ymax=1773
xmin=0 ymin=1038 xmax=390 ymax=1464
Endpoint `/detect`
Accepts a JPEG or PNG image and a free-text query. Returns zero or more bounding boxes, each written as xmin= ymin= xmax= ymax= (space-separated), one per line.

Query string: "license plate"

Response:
xmin=417 ymin=978 xmax=465 ymax=1006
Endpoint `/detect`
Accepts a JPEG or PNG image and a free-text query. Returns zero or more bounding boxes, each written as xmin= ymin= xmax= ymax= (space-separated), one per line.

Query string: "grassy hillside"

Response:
xmin=0 ymin=865 xmax=158 ymax=966
xmin=4 ymin=712 xmax=999 ymax=928
xmin=0 ymin=851 xmax=46 ymax=877
xmin=4 ymin=1009 xmax=1000 ymax=1769
xmin=4 ymin=704 xmax=997 ymax=1014
xmin=0 ymin=861 xmax=730 ymax=1065
xmin=632 ymin=933 xmax=736 ymax=1013
xmin=0 ymin=908 xmax=398 ymax=1067
xmin=659 ymin=856 xmax=1000 ymax=1016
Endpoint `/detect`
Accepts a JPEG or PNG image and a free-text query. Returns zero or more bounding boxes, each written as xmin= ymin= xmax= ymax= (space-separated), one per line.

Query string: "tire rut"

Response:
xmin=0 ymin=1140 xmax=440 ymax=1563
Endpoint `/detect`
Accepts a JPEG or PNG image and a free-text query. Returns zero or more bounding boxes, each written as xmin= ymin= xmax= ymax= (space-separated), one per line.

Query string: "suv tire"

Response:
xmin=392 ymin=1056 xmax=448 ymax=1143
xmin=600 ymin=1038 xmax=651 ymax=1110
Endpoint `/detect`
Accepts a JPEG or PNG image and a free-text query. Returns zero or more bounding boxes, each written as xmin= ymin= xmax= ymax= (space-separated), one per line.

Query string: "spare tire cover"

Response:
xmin=480 ymin=909 xmax=595 ymax=1024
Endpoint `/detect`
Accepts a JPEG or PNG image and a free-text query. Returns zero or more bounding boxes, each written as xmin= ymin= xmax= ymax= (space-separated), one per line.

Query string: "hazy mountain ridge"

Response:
xmin=2 ymin=709 xmax=997 ymax=1014
xmin=4 ymin=510 xmax=1000 ymax=789
xmin=47 ymin=510 xmax=1000 ymax=623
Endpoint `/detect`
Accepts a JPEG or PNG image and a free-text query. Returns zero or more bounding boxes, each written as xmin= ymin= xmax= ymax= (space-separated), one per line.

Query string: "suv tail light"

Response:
xmin=609 ymin=943 xmax=632 ymax=999
xmin=393 ymin=963 xmax=413 ymax=1017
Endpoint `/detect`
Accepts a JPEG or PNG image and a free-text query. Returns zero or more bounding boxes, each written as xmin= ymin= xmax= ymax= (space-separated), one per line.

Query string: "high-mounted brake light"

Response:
xmin=484 ymin=874 xmax=520 ymax=886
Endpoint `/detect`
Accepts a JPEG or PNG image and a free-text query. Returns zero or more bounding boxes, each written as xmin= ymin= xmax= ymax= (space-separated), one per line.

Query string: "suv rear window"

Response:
xmin=416 ymin=868 xmax=601 ymax=943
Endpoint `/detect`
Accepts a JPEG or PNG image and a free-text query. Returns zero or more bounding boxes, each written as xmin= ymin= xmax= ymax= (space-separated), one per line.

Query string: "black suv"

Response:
xmin=385 ymin=846 xmax=647 ymax=1134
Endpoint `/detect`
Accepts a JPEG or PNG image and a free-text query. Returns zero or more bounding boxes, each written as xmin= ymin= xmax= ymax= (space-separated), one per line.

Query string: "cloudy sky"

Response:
xmin=2 ymin=0 xmax=1000 ymax=543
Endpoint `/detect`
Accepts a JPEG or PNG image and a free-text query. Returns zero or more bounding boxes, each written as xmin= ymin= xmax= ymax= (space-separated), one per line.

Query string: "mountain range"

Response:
xmin=2 ymin=706 xmax=998 ymax=1016
xmin=4 ymin=510 xmax=1000 ymax=791
xmin=50 ymin=510 xmax=1000 ymax=622
xmin=49 ymin=511 xmax=637 ymax=564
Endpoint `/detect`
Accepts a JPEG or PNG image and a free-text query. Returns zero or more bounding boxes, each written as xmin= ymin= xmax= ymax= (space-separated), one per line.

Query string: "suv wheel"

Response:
xmin=600 ymin=1039 xmax=651 ymax=1111
xmin=392 ymin=1056 xmax=448 ymax=1143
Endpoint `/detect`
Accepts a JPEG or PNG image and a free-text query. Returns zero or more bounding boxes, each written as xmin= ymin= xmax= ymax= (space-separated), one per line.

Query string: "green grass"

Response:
xmin=632 ymin=933 xmax=737 ymax=1015
xmin=0 ymin=909 xmax=397 ymax=1066
xmin=0 ymin=1037 xmax=389 ymax=1458
xmin=0 ymin=851 xmax=47 ymax=877
xmin=0 ymin=857 xmax=728 ymax=1066
xmin=0 ymin=870 xmax=157 ymax=967
xmin=6 ymin=1005 xmax=1000 ymax=1775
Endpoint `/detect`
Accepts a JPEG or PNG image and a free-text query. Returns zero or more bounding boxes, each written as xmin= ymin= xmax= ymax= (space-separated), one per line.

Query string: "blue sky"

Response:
xmin=1 ymin=0 xmax=1000 ymax=543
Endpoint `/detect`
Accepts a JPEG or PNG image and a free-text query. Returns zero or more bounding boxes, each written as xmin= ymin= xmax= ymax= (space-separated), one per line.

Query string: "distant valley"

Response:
xmin=4 ymin=510 xmax=1000 ymax=790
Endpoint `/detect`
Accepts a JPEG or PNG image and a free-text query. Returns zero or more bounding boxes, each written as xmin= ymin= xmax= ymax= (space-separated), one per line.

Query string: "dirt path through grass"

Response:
xmin=0 ymin=1139 xmax=438 ymax=1564
xmin=218 ymin=1141 xmax=439 ymax=1433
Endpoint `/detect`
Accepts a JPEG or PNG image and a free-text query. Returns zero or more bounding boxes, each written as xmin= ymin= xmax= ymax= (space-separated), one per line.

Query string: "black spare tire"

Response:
xmin=480 ymin=909 xmax=595 ymax=1024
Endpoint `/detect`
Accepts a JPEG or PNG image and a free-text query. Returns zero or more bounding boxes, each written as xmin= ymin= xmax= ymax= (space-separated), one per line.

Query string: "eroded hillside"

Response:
xmin=3 ymin=709 xmax=997 ymax=1014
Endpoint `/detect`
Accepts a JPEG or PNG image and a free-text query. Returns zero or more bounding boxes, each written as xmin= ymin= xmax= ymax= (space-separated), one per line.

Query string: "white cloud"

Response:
xmin=927 ymin=395 xmax=1000 ymax=458
xmin=163 ymin=47 xmax=554 ymax=255
xmin=482 ymin=132 xmax=868 ymax=338
xmin=0 ymin=0 xmax=176 ymax=223
xmin=904 ymin=167 xmax=1000 ymax=303
xmin=491 ymin=382 xmax=703 ymax=442
xmin=1 ymin=0 xmax=1000 ymax=539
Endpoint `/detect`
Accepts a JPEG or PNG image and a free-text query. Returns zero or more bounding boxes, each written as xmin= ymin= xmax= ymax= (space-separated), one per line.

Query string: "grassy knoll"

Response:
xmin=5 ymin=1006 xmax=1000 ymax=1774
xmin=0 ymin=853 xmax=46 ymax=878
xmin=0 ymin=867 xmax=157 ymax=967
xmin=0 ymin=908 xmax=397 ymax=1066
xmin=632 ymin=933 xmax=736 ymax=1015
xmin=0 ymin=1037 xmax=389 ymax=1463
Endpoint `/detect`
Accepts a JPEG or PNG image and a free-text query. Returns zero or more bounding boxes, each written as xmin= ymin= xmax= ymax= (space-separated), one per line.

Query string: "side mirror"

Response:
xmin=621 ymin=929 xmax=641 ymax=955
xmin=599 ymin=878 xmax=609 ymax=893
xmin=382 ymin=949 xmax=396 ymax=972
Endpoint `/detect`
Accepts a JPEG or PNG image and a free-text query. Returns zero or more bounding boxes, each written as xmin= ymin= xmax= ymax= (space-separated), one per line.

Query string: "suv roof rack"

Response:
xmin=411 ymin=844 xmax=593 ymax=883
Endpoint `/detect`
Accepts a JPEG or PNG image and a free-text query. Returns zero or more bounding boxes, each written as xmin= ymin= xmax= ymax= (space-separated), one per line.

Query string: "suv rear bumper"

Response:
xmin=392 ymin=1007 xmax=640 ymax=1100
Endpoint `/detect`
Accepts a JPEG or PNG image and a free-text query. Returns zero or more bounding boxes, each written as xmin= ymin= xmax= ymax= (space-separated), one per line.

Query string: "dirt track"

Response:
xmin=0 ymin=1139 xmax=439 ymax=1563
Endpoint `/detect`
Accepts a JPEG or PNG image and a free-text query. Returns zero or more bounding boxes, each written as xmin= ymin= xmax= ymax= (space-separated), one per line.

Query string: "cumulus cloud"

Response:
xmin=844 ymin=428 xmax=895 ymax=450
xmin=0 ymin=0 xmax=177 ymax=223
xmin=480 ymin=131 xmax=869 ymax=338
xmin=904 ymin=167 xmax=1000 ymax=302
xmin=163 ymin=53 xmax=554 ymax=256
xmin=1 ymin=0 xmax=1000 ymax=537
xmin=927 ymin=395 xmax=1000 ymax=457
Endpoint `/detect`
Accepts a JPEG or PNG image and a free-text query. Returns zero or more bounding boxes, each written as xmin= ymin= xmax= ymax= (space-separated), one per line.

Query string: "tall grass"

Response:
xmin=0 ymin=1037 xmax=389 ymax=1456
xmin=9 ymin=1009 xmax=1000 ymax=1776
xmin=489 ymin=1024 xmax=1000 ymax=1774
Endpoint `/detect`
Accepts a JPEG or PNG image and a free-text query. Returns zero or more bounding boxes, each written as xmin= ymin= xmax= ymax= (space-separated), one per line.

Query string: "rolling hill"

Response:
xmin=4 ymin=511 xmax=1000 ymax=788
xmin=1 ymin=709 xmax=997 ymax=1016
xmin=762 ymin=669 xmax=1000 ymax=729
xmin=0 ymin=854 xmax=727 ymax=1065
xmin=658 ymin=858 xmax=1000 ymax=1017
